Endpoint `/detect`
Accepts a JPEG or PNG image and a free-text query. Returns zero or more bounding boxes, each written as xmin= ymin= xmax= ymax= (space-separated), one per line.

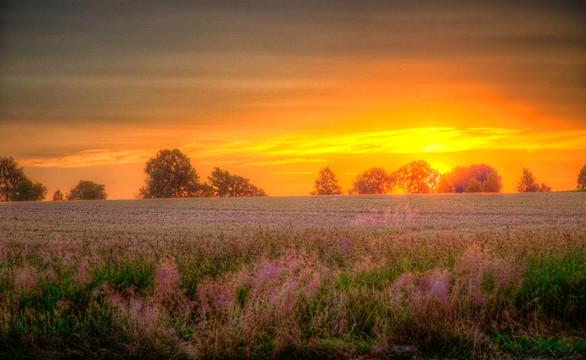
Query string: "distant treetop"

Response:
xmin=1 ymin=156 xmax=47 ymax=202
xmin=311 ymin=166 xmax=343 ymax=195
xmin=578 ymin=163 xmax=586 ymax=190
xmin=0 ymin=156 xmax=26 ymax=202
xmin=350 ymin=167 xmax=395 ymax=195
xmin=53 ymin=189 xmax=64 ymax=201
xmin=139 ymin=149 xmax=200 ymax=199
xmin=393 ymin=160 xmax=441 ymax=194
xmin=208 ymin=167 xmax=266 ymax=197
xmin=138 ymin=149 xmax=266 ymax=199
xmin=445 ymin=164 xmax=501 ymax=193
xmin=68 ymin=180 xmax=107 ymax=200
xmin=437 ymin=174 xmax=455 ymax=193
xmin=465 ymin=177 xmax=482 ymax=193
xmin=482 ymin=171 xmax=502 ymax=193
xmin=517 ymin=168 xmax=551 ymax=193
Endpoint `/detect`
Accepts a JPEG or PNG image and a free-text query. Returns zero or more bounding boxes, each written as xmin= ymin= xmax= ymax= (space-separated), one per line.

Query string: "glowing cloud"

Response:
xmin=20 ymin=127 xmax=586 ymax=170
xmin=188 ymin=127 xmax=586 ymax=159
xmin=20 ymin=149 xmax=156 ymax=168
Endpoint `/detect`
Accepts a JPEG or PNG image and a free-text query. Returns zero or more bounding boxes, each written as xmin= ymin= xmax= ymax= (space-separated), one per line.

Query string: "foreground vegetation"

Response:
xmin=0 ymin=193 xmax=584 ymax=359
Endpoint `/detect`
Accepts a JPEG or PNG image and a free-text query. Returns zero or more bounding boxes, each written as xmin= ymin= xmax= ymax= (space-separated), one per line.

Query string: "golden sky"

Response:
xmin=1 ymin=1 xmax=585 ymax=198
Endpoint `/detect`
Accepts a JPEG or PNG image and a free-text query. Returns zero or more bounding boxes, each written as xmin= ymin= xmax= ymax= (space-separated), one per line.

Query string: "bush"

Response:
xmin=9 ymin=178 xmax=47 ymax=201
xmin=68 ymin=180 xmax=107 ymax=200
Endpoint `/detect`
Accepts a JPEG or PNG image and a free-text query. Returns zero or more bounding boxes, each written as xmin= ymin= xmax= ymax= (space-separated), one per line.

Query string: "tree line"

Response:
xmin=0 ymin=156 xmax=108 ymax=202
xmin=311 ymin=160 xmax=574 ymax=195
xmin=0 ymin=149 xmax=266 ymax=202
xmin=1 ymin=153 xmax=585 ymax=202
xmin=137 ymin=149 xmax=266 ymax=199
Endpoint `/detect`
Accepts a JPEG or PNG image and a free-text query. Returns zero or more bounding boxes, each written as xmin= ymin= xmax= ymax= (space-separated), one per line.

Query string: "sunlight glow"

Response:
xmin=20 ymin=128 xmax=586 ymax=170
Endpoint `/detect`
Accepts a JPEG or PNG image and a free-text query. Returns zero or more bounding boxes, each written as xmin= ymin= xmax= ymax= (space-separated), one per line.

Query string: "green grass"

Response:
xmin=493 ymin=331 xmax=586 ymax=358
xmin=518 ymin=253 xmax=586 ymax=322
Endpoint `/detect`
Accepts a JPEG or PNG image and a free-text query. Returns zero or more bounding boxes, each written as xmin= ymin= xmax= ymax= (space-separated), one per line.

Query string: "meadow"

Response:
xmin=0 ymin=193 xmax=585 ymax=359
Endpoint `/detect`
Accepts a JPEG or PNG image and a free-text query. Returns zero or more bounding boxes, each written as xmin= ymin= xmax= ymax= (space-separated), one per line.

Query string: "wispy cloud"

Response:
xmin=242 ymin=158 xmax=325 ymax=167
xmin=192 ymin=127 xmax=586 ymax=157
xmin=20 ymin=127 xmax=586 ymax=168
xmin=272 ymin=171 xmax=314 ymax=175
xmin=21 ymin=149 xmax=155 ymax=168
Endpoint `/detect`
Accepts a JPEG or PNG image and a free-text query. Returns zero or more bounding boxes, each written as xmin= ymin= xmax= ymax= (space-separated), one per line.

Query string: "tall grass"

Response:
xmin=0 ymin=193 xmax=585 ymax=358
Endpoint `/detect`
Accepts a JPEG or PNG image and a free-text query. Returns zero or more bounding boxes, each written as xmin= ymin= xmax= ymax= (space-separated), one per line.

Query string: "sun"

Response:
xmin=425 ymin=172 xmax=442 ymax=192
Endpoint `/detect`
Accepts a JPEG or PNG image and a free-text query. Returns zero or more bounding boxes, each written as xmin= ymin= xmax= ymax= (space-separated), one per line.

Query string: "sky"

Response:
xmin=1 ymin=0 xmax=585 ymax=198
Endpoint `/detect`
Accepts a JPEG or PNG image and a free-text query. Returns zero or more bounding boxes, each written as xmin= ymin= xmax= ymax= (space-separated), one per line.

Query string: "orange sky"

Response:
xmin=1 ymin=1 xmax=584 ymax=198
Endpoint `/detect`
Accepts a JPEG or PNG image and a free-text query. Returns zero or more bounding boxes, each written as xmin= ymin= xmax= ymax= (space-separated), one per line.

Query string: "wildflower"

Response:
xmin=73 ymin=260 xmax=92 ymax=287
xmin=197 ymin=282 xmax=234 ymax=312
xmin=417 ymin=268 xmax=452 ymax=310
xmin=254 ymin=258 xmax=283 ymax=285
xmin=153 ymin=258 xmax=182 ymax=302
xmin=15 ymin=265 xmax=37 ymax=293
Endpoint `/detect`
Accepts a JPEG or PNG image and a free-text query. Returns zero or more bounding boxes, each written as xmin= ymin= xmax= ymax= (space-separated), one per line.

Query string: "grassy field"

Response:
xmin=0 ymin=193 xmax=585 ymax=359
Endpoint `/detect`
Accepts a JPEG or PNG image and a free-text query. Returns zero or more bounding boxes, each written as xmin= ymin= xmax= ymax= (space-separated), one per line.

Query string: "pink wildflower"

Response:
xmin=73 ymin=261 xmax=92 ymax=287
xmin=153 ymin=258 xmax=182 ymax=302
xmin=15 ymin=265 xmax=37 ymax=293
xmin=418 ymin=269 xmax=451 ymax=309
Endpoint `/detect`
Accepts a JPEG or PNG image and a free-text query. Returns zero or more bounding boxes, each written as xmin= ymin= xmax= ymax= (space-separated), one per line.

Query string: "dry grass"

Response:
xmin=0 ymin=193 xmax=585 ymax=359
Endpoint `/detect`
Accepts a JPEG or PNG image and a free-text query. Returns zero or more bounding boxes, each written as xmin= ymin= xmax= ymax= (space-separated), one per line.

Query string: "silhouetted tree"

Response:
xmin=446 ymin=164 xmax=501 ymax=193
xmin=208 ymin=168 xmax=266 ymax=197
xmin=465 ymin=177 xmax=482 ymax=193
xmin=539 ymin=183 xmax=552 ymax=192
xmin=350 ymin=167 xmax=395 ymax=194
xmin=437 ymin=175 xmax=455 ymax=193
xmin=311 ymin=166 xmax=343 ymax=195
xmin=68 ymin=180 xmax=107 ymax=200
xmin=53 ymin=189 xmax=64 ymax=201
xmin=190 ymin=182 xmax=215 ymax=198
xmin=208 ymin=167 xmax=231 ymax=197
xmin=516 ymin=168 xmax=541 ymax=192
xmin=577 ymin=163 xmax=586 ymax=190
xmin=482 ymin=171 xmax=502 ymax=193
xmin=9 ymin=178 xmax=47 ymax=201
xmin=229 ymin=175 xmax=267 ymax=197
xmin=0 ymin=156 xmax=26 ymax=202
xmin=139 ymin=149 xmax=200 ymax=198
xmin=393 ymin=160 xmax=440 ymax=194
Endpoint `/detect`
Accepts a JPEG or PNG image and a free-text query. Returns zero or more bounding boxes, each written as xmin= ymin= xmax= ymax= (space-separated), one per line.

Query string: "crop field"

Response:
xmin=0 ymin=193 xmax=585 ymax=359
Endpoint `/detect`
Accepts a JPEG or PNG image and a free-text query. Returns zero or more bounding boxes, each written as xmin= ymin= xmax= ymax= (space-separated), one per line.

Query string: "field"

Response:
xmin=0 ymin=193 xmax=585 ymax=359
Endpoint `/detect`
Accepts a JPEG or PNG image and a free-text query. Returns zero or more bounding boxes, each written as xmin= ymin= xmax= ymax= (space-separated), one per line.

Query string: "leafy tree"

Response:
xmin=0 ymin=156 xmax=26 ymax=202
xmin=139 ymin=149 xmax=200 ymax=198
xmin=208 ymin=168 xmax=266 ymax=197
xmin=9 ymin=178 xmax=47 ymax=201
xmin=437 ymin=175 xmax=455 ymax=193
xmin=350 ymin=167 xmax=395 ymax=194
xmin=68 ymin=180 xmax=107 ymax=200
xmin=482 ymin=171 xmax=502 ymax=193
xmin=229 ymin=175 xmax=267 ymax=197
xmin=311 ymin=166 xmax=343 ymax=195
xmin=446 ymin=164 xmax=500 ymax=193
xmin=190 ymin=182 xmax=215 ymax=198
xmin=53 ymin=189 xmax=64 ymax=201
xmin=577 ymin=163 xmax=586 ymax=190
xmin=393 ymin=160 xmax=440 ymax=194
xmin=208 ymin=167 xmax=232 ymax=197
xmin=539 ymin=183 xmax=552 ymax=192
xmin=516 ymin=168 xmax=541 ymax=192
xmin=465 ymin=177 xmax=482 ymax=193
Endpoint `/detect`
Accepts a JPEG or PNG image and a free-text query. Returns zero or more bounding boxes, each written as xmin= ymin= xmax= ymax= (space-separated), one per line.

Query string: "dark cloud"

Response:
xmin=1 ymin=0 xmax=584 ymax=127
